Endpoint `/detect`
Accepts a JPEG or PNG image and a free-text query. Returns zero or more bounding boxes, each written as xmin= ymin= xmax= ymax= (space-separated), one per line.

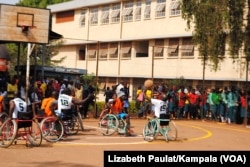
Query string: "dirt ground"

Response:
xmin=0 ymin=117 xmax=250 ymax=167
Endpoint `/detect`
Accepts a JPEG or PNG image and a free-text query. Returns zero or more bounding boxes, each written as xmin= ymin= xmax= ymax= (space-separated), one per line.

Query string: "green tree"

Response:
xmin=181 ymin=0 xmax=234 ymax=70
xmin=17 ymin=0 xmax=71 ymax=8
xmin=181 ymin=0 xmax=247 ymax=89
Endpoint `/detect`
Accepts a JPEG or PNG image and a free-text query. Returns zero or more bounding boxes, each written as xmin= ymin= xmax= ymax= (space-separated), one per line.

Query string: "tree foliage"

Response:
xmin=17 ymin=0 xmax=71 ymax=8
xmin=181 ymin=0 xmax=246 ymax=70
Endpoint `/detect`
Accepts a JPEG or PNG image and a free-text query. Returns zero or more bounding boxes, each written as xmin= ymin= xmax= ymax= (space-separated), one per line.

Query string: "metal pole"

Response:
xmin=244 ymin=59 xmax=249 ymax=127
xmin=94 ymin=41 xmax=100 ymax=118
xmin=41 ymin=45 xmax=45 ymax=79
xmin=151 ymin=46 xmax=154 ymax=81
xmin=26 ymin=44 xmax=36 ymax=103
xmin=25 ymin=43 xmax=31 ymax=104
xmin=17 ymin=43 xmax=21 ymax=77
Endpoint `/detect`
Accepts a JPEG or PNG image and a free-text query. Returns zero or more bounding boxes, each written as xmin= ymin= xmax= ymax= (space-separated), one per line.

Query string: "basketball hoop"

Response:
xmin=20 ymin=25 xmax=36 ymax=33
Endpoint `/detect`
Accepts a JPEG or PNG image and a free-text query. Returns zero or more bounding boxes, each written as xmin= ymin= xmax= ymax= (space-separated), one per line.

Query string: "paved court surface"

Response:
xmin=0 ymin=118 xmax=250 ymax=167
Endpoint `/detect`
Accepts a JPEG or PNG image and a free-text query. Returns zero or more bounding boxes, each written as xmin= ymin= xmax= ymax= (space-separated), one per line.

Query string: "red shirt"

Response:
xmin=189 ymin=93 xmax=199 ymax=105
xmin=178 ymin=92 xmax=186 ymax=107
xmin=240 ymin=96 xmax=247 ymax=108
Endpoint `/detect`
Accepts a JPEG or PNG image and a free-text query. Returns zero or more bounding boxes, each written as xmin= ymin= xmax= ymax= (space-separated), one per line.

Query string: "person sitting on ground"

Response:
xmin=110 ymin=91 xmax=134 ymax=136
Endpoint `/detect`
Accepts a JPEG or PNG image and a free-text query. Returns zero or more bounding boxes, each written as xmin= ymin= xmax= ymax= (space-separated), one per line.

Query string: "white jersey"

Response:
xmin=12 ymin=98 xmax=28 ymax=119
xmin=57 ymin=94 xmax=73 ymax=112
xmin=116 ymin=84 xmax=124 ymax=95
xmin=151 ymin=98 xmax=168 ymax=118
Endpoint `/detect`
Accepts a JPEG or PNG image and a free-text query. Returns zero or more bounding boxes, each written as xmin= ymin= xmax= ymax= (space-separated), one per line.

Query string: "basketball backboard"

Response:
xmin=0 ymin=4 xmax=50 ymax=44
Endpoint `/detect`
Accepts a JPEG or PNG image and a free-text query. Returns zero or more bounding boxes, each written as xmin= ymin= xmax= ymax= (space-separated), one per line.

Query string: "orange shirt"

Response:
xmin=111 ymin=97 xmax=124 ymax=114
xmin=0 ymin=95 xmax=3 ymax=113
xmin=41 ymin=97 xmax=53 ymax=110
xmin=44 ymin=98 xmax=56 ymax=116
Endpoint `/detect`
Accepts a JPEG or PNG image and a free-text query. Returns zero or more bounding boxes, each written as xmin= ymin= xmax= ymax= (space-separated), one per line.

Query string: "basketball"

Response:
xmin=144 ymin=79 xmax=154 ymax=89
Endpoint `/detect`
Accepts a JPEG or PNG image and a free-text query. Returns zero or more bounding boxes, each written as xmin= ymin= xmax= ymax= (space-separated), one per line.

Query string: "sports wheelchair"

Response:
xmin=99 ymin=113 xmax=127 ymax=136
xmin=0 ymin=111 xmax=42 ymax=148
xmin=143 ymin=113 xmax=178 ymax=142
xmin=39 ymin=109 xmax=80 ymax=142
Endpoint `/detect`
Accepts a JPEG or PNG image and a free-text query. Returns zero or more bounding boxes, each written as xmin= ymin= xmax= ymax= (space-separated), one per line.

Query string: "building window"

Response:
xmin=109 ymin=43 xmax=118 ymax=59
xmin=155 ymin=0 xmax=166 ymax=18
xmin=154 ymin=39 xmax=164 ymax=58
xmin=170 ymin=0 xmax=181 ymax=16
xmin=135 ymin=41 xmax=149 ymax=57
xmin=90 ymin=8 xmax=98 ymax=25
xmin=79 ymin=9 xmax=86 ymax=27
xmin=101 ymin=6 xmax=110 ymax=25
xmin=122 ymin=1 xmax=133 ymax=22
xmin=99 ymin=43 xmax=108 ymax=59
xmin=181 ymin=38 xmax=194 ymax=57
xmin=111 ymin=4 xmax=120 ymax=23
xmin=144 ymin=0 xmax=151 ymax=19
xmin=56 ymin=10 xmax=74 ymax=23
xmin=168 ymin=38 xmax=179 ymax=57
xmin=121 ymin=42 xmax=132 ymax=59
xmin=79 ymin=48 xmax=85 ymax=60
xmin=87 ymin=44 xmax=97 ymax=59
xmin=135 ymin=1 xmax=141 ymax=21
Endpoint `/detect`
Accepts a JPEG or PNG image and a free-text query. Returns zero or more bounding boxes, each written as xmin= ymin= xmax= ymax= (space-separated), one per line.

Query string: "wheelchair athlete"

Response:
xmin=55 ymin=88 xmax=93 ymax=119
xmin=9 ymin=91 xmax=29 ymax=119
xmin=150 ymin=93 xmax=170 ymax=127
xmin=110 ymin=91 xmax=134 ymax=136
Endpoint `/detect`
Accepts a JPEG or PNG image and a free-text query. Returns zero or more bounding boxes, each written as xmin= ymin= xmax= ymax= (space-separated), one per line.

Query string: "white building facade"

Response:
xmin=47 ymin=0 xmax=248 ymax=98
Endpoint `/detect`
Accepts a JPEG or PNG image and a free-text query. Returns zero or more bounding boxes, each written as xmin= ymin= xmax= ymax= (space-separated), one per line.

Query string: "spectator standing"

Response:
xmin=82 ymin=82 xmax=95 ymax=118
xmin=177 ymin=87 xmax=186 ymax=119
xmin=227 ymin=86 xmax=238 ymax=124
xmin=123 ymin=82 xmax=130 ymax=114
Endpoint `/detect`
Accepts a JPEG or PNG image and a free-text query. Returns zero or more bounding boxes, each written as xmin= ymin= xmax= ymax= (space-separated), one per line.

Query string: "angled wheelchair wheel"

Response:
xmin=165 ymin=121 xmax=178 ymax=141
xmin=27 ymin=120 xmax=42 ymax=146
xmin=64 ymin=114 xmax=79 ymax=135
xmin=0 ymin=119 xmax=17 ymax=148
xmin=0 ymin=112 xmax=9 ymax=127
xmin=99 ymin=114 xmax=118 ymax=136
xmin=40 ymin=117 xmax=64 ymax=142
xmin=143 ymin=119 xmax=159 ymax=142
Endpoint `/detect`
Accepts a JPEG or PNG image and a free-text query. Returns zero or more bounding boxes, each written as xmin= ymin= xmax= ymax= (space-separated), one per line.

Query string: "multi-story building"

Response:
xmin=48 ymin=0 xmax=248 ymax=98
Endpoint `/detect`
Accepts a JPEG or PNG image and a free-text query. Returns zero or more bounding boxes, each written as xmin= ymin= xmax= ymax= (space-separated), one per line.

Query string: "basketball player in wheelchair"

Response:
xmin=110 ymin=91 xmax=135 ymax=136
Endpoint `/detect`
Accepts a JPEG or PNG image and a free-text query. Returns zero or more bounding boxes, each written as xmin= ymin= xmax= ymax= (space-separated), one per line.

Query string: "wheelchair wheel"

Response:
xmin=143 ymin=119 xmax=159 ymax=142
xmin=40 ymin=117 xmax=64 ymax=142
xmin=99 ymin=114 xmax=118 ymax=136
xmin=165 ymin=121 xmax=178 ymax=141
xmin=0 ymin=119 xmax=17 ymax=148
xmin=64 ymin=115 xmax=79 ymax=135
xmin=117 ymin=119 xmax=126 ymax=135
xmin=27 ymin=120 xmax=42 ymax=146
xmin=76 ymin=111 xmax=84 ymax=131
xmin=0 ymin=112 xmax=9 ymax=127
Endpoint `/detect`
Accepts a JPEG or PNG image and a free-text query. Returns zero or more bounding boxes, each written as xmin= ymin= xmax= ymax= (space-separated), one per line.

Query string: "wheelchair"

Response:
xmin=142 ymin=113 xmax=178 ymax=142
xmin=0 ymin=111 xmax=42 ymax=148
xmin=39 ymin=109 xmax=80 ymax=142
xmin=99 ymin=113 xmax=127 ymax=136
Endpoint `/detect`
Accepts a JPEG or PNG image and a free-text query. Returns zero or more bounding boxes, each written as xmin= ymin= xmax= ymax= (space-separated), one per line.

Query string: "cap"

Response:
xmin=117 ymin=91 xmax=125 ymax=98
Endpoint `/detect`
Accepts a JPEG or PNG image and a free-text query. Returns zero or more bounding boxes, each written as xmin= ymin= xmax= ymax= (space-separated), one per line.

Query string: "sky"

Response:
xmin=0 ymin=0 xmax=20 ymax=5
